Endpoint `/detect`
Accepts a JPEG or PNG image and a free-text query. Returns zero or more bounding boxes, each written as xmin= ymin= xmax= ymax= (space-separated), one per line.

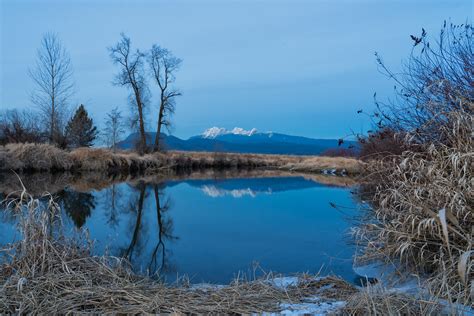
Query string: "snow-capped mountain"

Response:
xmin=202 ymin=127 xmax=259 ymax=138
xmin=117 ymin=128 xmax=358 ymax=156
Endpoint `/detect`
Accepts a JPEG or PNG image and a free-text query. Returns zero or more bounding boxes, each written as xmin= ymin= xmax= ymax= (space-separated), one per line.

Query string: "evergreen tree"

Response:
xmin=65 ymin=104 xmax=98 ymax=148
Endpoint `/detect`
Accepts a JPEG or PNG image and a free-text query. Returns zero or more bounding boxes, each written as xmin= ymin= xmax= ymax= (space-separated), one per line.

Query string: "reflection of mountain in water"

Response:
xmin=170 ymin=177 xmax=324 ymax=198
xmin=201 ymin=185 xmax=264 ymax=198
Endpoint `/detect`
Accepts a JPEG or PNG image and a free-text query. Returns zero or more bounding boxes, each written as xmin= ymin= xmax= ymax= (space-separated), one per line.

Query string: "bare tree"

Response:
xmin=148 ymin=45 xmax=182 ymax=151
xmin=103 ymin=107 xmax=126 ymax=152
xmin=109 ymin=34 xmax=148 ymax=155
xmin=29 ymin=33 xmax=74 ymax=145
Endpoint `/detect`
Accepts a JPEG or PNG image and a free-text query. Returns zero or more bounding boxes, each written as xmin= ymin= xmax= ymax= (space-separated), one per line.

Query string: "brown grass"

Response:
xmin=354 ymin=109 xmax=473 ymax=307
xmin=342 ymin=284 xmax=443 ymax=315
xmin=0 ymin=144 xmax=362 ymax=175
xmin=0 ymin=189 xmax=356 ymax=314
xmin=279 ymin=156 xmax=362 ymax=175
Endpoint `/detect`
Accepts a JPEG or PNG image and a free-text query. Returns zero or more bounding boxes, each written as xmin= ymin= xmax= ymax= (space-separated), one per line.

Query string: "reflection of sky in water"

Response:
xmin=0 ymin=176 xmax=359 ymax=284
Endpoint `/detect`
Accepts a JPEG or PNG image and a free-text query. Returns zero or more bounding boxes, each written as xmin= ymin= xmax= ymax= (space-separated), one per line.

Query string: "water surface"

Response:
xmin=0 ymin=173 xmax=358 ymax=284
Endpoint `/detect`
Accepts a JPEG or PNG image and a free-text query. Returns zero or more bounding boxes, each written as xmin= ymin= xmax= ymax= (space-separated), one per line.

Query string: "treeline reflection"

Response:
xmin=52 ymin=181 xmax=177 ymax=278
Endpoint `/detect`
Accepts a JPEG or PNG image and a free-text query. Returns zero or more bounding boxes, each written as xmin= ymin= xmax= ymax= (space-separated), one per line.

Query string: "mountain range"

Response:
xmin=117 ymin=127 xmax=358 ymax=156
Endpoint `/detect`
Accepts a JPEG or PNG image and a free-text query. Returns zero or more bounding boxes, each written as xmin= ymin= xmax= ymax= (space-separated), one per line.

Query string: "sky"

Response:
xmin=0 ymin=0 xmax=472 ymax=139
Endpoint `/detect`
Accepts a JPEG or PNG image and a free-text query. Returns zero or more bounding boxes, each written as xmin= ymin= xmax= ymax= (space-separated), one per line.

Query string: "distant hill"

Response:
xmin=117 ymin=127 xmax=358 ymax=156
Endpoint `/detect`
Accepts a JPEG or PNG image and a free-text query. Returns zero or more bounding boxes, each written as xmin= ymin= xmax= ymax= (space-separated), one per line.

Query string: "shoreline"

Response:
xmin=0 ymin=143 xmax=362 ymax=175
xmin=0 ymin=169 xmax=358 ymax=197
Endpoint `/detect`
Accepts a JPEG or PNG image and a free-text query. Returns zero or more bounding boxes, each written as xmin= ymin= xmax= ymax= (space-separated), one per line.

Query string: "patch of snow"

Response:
xmin=230 ymin=127 xmax=258 ymax=136
xmin=201 ymin=127 xmax=258 ymax=138
xmin=278 ymin=298 xmax=346 ymax=315
xmin=270 ymin=277 xmax=300 ymax=289
xmin=354 ymin=261 xmax=420 ymax=293
xmin=190 ymin=283 xmax=225 ymax=291
xmin=202 ymin=127 xmax=228 ymax=138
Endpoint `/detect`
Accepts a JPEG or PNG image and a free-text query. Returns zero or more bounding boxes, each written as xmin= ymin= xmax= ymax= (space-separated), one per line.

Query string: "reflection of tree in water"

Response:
xmin=57 ymin=189 xmax=96 ymax=228
xmin=149 ymin=184 xmax=177 ymax=275
xmin=102 ymin=184 xmax=124 ymax=228
xmin=123 ymin=181 xmax=147 ymax=262
xmin=122 ymin=182 xmax=177 ymax=277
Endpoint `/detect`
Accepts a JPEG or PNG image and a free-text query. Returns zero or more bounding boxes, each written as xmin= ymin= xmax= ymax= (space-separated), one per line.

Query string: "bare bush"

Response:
xmin=357 ymin=128 xmax=412 ymax=161
xmin=0 ymin=110 xmax=44 ymax=145
xmin=320 ymin=147 xmax=358 ymax=158
xmin=354 ymin=22 xmax=473 ymax=309
xmin=372 ymin=22 xmax=473 ymax=145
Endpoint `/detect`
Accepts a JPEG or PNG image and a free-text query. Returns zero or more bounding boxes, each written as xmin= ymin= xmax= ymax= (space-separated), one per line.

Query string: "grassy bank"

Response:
xmin=0 ymin=143 xmax=362 ymax=175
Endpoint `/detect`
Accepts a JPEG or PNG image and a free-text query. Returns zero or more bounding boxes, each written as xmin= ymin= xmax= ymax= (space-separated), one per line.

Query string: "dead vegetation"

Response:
xmin=342 ymin=284 xmax=443 ymax=315
xmin=0 ymin=189 xmax=356 ymax=314
xmin=355 ymin=108 xmax=473 ymax=308
xmin=0 ymin=143 xmax=362 ymax=175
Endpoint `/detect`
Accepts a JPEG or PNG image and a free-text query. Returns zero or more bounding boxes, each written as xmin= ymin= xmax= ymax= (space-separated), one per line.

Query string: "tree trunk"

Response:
xmin=133 ymin=87 xmax=147 ymax=155
xmin=137 ymin=104 xmax=147 ymax=155
xmin=124 ymin=183 xmax=145 ymax=259
xmin=154 ymin=100 xmax=165 ymax=152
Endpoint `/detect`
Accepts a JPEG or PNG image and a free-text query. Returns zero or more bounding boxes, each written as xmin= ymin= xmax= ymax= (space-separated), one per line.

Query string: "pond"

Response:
xmin=0 ymin=171 xmax=359 ymax=284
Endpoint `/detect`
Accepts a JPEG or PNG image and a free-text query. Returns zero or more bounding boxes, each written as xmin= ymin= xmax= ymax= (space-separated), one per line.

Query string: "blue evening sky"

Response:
xmin=1 ymin=0 xmax=472 ymax=139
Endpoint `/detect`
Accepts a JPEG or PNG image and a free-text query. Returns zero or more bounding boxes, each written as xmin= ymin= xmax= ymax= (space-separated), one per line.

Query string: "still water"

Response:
xmin=0 ymin=173 xmax=358 ymax=284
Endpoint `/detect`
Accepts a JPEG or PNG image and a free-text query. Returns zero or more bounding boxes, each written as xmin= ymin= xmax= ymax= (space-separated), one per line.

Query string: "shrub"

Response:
xmin=320 ymin=147 xmax=358 ymax=158
xmin=354 ymin=22 xmax=474 ymax=307
xmin=357 ymin=128 xmax=412 ymax=160
xmin=0 ymin=110 xmax=44 ymax=145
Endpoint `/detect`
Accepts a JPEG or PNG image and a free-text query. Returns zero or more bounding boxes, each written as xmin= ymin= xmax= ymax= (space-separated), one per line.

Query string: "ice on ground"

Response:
xmin=190 ymin=283 xmax=225 ymax=291
xmin=279 ymin=298 xmax=346 ymax=315
xmin=270 ymin=277 xmax=300 ymax=289
xmin=354 ymin=261 xmax=421 ymax=294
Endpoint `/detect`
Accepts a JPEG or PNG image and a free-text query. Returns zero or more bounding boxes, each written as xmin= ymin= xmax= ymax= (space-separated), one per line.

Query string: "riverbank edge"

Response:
xmin=0 ymin=143 xmax=362 ymax=175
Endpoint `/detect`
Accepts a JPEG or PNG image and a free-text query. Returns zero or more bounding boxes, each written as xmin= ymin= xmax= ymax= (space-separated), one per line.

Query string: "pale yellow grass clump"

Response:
xmin=280 ymin=156 xmax=362 ymax=174
xmin=0 ymin=143 xmax=73 ymax=171
xmin=342 ymin=284 xmax=443 ymax=315
xmin=0 ymin=144 xmax=362 ymax=174
xmin=355 ymin=109 xmax=473 ymax=306
xmin=70 ymin=147 xmax=165 ymax=171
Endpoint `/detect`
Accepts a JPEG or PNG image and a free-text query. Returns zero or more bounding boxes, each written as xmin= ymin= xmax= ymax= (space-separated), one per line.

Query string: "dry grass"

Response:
xmin=354 ymin=108 xmax=473 ymax=307
xmin=280 ymin=156 xmax=362 ymax=175
xmin=342 ymin=284 xmax=443 ymax=315
xmin=0 ymin=144 xmax=362 ymax=174
xmin=0 ymin=189 xmax=356 ymax=314
xmin=0 ymin=143 xmax=74 ymax=171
